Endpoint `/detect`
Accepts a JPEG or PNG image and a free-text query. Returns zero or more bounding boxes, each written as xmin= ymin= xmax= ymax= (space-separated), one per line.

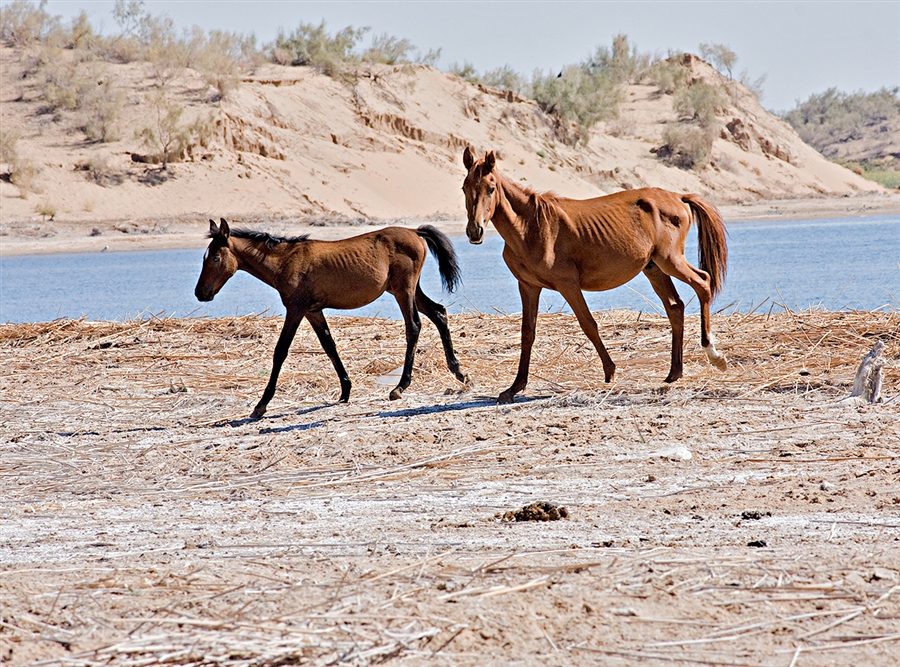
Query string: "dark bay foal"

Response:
xmin=195 ymin=219 xmax=466 ymax=419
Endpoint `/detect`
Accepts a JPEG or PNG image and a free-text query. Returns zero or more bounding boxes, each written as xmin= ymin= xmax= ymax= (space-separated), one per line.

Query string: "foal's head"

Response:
xmin=461 ymin=146 xmax=499 ymax=245
xmin=194 ymin=218 xmax=239 ymax=302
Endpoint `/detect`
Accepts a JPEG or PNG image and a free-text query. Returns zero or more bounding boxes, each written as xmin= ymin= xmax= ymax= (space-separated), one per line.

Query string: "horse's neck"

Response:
xmin=494 ymin=175 xmax=546 ymax=249
xmin=233 ymin=239 xmax=287 ymax=288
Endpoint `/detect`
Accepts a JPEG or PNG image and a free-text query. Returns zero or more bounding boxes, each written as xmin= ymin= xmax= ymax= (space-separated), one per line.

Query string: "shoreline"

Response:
xmin=1 ymin=192 xmax=898 ymax=257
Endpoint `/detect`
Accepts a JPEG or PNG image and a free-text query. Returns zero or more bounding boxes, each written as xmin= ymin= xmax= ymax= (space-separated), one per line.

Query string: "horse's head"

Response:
xmin=194 ymin=218 xmax=239 ymax=302
xmin=462 ymin=146 xmax=499 ymax=245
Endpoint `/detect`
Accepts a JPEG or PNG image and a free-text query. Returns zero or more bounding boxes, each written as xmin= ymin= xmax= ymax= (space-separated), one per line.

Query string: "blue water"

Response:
xmin=1 ymin=216 xmax=898 ymax=323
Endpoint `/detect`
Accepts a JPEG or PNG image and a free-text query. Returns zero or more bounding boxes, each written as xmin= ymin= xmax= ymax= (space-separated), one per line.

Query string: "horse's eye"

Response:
xmin=488 ymin=186 xmax=496 ymax=195
xmin=212 ymin=256 xmax=221 ymax=263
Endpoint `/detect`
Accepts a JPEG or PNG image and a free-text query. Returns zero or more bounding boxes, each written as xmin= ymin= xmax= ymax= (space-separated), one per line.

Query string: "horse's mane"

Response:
xmin=210 ymin=227 xmax=311 ymax=246
xmin=500 ymin=173 xmax=564 ymax=227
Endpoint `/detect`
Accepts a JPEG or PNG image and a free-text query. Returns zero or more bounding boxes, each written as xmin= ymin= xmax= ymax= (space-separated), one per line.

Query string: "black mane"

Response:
xmin=208 ymin=227 xmax=310 ymax=246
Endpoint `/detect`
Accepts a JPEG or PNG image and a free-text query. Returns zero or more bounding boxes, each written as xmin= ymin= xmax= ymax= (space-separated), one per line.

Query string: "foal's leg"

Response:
xmin=390 ymin=288 xmax=422 ymax=400
xmin=251 ymin=307 xmax=305 ymax=419
xmin=305 ymin=310 xmax=352 ymax=402
xmin=556 ymin=284 xmax=617 ymax=384
xmin=415 ymin=285 xmax=467 ymax=384
xmin=499 ymin=282 xmax=543 ymax=404
xmin=643 ymin=262 xmax=686 ymax=382
xmin=652 ymin=254 xmax=727 ymax=370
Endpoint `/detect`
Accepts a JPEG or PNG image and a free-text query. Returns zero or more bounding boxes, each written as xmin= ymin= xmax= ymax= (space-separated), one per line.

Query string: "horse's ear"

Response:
xmin=209 ymin=219 xmax=219 ymax=236
xmin=463 ymin=146 xmax=474 ymax=170
xmin=219 ymin=218 xmax=230 ymax=238
xmin=484 ymin=151 xmax=496 ymax=173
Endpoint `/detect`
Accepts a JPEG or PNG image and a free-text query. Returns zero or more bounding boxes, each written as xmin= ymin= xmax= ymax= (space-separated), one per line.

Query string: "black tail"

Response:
xmin=417 ymin=225 xmax=461 ymax=293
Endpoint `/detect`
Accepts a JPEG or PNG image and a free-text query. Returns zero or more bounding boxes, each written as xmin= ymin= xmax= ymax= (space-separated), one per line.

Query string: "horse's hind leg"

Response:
xmin=643 ymin=262 xmax=685 ymax=382
xmin=415 ymin=285 xmax=467 ymax=384
xmin=390 ymin=289 xmax=422 ymax=400
xmin=305 ymin=310 xmax=352 ymax=402
xmin=652 ymin=253 xmax=727 ymax=371
xmin=252 ymin=308 xmax=304 ymax=419
xmin=557 ymin=283 xmax=617 ymax=384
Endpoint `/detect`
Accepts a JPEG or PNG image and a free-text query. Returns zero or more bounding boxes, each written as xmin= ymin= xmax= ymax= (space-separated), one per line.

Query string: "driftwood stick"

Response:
xmin=844 ymin=340 xmax=885 ymax=404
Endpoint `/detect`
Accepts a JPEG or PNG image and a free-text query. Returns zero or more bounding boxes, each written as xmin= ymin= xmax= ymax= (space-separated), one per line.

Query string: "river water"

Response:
xmin=1 ymin=215 xmax=898 ymax=323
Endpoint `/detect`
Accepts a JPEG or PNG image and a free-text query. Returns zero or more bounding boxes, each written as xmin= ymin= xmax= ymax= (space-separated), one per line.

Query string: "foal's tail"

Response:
xmin=417 ymin=225 xmax=461 ymax=293
xmin=684 ymin=194 xmax=728 ymax=297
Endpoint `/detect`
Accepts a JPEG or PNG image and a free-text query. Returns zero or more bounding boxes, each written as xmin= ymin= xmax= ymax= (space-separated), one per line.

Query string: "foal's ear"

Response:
xmin=218 ymin=218 xmax=231 ymax=238
xmin=208 ymin=219 xmax=219 ymax=236
xmin=463 ymin=146 xmax=474 ymax=170
xmin=484 ymin=150 xmax=496 ymax=173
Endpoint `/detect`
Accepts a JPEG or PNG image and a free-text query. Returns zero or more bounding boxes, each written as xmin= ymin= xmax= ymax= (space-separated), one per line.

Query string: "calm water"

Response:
xmin=1 ymin=216 xmax=898 ymax=323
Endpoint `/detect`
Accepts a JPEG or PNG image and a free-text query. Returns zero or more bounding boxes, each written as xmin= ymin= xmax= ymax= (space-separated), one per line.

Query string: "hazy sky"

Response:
xmin=43 ymin=0 xmax=900 ymax=112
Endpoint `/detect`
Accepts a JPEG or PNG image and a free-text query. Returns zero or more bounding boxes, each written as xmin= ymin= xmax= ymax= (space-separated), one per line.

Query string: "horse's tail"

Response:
xmin=417 ymin=225 xmax=461 ymax=293
xmin=684 ymin=194 xmax=728 ymax=298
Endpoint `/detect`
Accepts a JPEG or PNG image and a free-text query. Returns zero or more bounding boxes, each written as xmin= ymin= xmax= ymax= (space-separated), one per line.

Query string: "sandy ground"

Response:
xmin=1 ymin=309 xmax=898 ymax=667
xmin=2 ymin=192 xmax=899 ymax=257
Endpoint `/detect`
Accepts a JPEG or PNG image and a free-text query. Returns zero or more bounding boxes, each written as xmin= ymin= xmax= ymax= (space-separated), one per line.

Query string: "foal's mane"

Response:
xmin=209 ymin=227 xmax=311 ymax=247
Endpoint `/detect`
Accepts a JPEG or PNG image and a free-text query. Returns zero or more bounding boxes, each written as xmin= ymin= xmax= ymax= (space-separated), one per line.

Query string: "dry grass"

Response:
xmin=1 ymin=311 xmax=898 ymax=666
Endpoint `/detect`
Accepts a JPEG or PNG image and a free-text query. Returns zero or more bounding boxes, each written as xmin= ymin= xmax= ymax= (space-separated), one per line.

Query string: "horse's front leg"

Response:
xmin=500 ymin=282 xmax=542 ymax=404
xmin=305 ymin=310 xmax=352 ymax=402
xmin=557 ymin=284 xmax=616 ymax=383
xmin=251 ymin=307 xmax=305 ymax=420
xmin=391 ymin=291 xmax=422 ymax=400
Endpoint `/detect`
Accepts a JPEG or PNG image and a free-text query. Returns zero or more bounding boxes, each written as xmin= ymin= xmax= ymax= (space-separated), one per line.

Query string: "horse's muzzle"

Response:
xmin=466 ymin=223 xmax=484 ymax=245
xmin=194 ymin=286 xmax=214 ymax=302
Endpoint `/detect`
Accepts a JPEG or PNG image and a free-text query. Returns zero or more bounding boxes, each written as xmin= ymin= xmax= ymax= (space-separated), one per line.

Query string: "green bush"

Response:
xmin=782 ymin=87 xmax=900 ymax=152
xmin=532 ymin=65 xmax=622 ymax=144
xmin=658 ymin=124 xmax=716 ymax=169
xmin=271 ymin=21 xmax=366 ymax=76
xmin=645 ymin=57 xmax=689 ymax=95
xmin=587 ymin=34 xmax=649 ymax=84
xmin=478 ymin=65 xmax=529 ymax=95
xmin=673 ymin=81 xmax=727 ymax=127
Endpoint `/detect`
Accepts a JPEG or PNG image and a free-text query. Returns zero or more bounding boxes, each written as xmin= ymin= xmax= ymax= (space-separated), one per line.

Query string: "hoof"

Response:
xmin=711 ymin=355 xmax=728 ymax=371
xmin=498 ymin=391 xmax=515 ymax=404
xmin=389 ymin=388 xmax=403 ymax=400
xmin=338 ymin=393 xmax=350 ymax=403
xmin=456 ymin=371 xmax=468 ymax=384
xmin=250 ymin=408 xmax=265 ymax=420
xmin=663 ymin=372 xmax=682 ymax=384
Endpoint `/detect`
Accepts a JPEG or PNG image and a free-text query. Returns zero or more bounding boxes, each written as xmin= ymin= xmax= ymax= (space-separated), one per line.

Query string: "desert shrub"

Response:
xmin=361 ymin=33 xmax=414 ymax=65
xmin=782 ymin=87 xmax=900 ymax=151
xmin=0 ymin=128 xmax=19 ymax=164
xmin=673 ymin=81 xmax=727 ymax=127
xmin=78 ymin=72 xmax=124 ymax=142
xmin=271 ymin=21 xmax=366 ymax=76
xmin=0 ymin=0 xmax=60 ymax=45
xmin=9 ymin=155 xmax=41 ymax=195
xmin=448 ymin=61 xmax=479 ymax=83
xmin=0 ymin=129 xmax=41 ymax=194
xmin=34 ymin=200 xmax=56 ymax=220
xmin=699 ymin=42 xmax=736 ymax=79
xmin=478 ymin=65 xmax=529 ymax=95
xmin=186 ymin=27 xmax=256 ymax=99
xmin=532 ymin=65 xmax=622 ymax=144
xmin=658 ymin=124 xmax=716 ymax=169
xmin=137 ymin=91 xmax=218 ymax=167
xmin=587 ymin=34 xmax=649 ymax=84
xmin=37 ymin=47 xmax=83 ymax=111
xmin=645 ymin=56 xmax=689 ymax=95
xmin=137 ymin=90 xmax=192 ymax=168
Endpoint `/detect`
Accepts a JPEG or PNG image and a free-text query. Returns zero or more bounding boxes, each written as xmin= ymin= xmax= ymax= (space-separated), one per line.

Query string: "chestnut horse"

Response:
xmin=195 ymin=219 xmax=466 ymax=419
xmin=461 ymin=147 xmax=728 ymax=403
